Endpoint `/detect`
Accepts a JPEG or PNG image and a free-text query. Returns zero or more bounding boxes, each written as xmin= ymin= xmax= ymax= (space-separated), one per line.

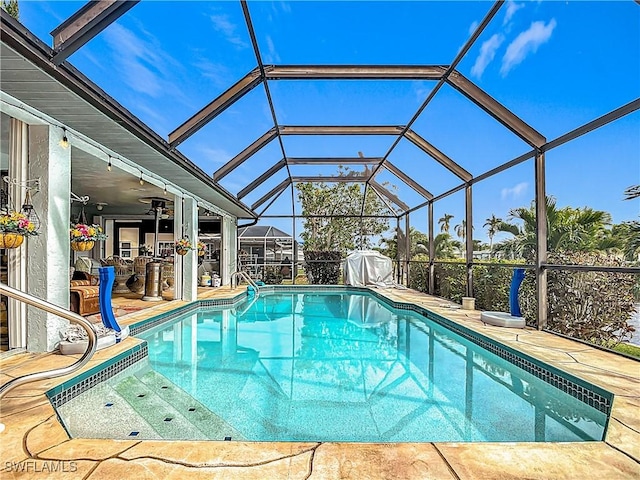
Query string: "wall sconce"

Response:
xmin=96 ymin=202 xmax=108 ymax=211
xmin=59 ymin=128 xmax=69 ymax=148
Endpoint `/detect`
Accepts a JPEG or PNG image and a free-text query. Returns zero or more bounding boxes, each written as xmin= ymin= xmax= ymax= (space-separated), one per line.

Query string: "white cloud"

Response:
xmin=102 ymin=24 xmax=174 ymax=98
xmin=470 ymin=33 xmax=504 ymax=79
xmin=196 ymin=146 xmax=233 ymax=165
xmin=263 ymin=35 xmax=281 ymax=63
xmin=468 ymin=20 xmax=479 ymax=36
xmin=501 ymin=182 xmax=528 ymax=200
xmin=503 ymin=1 xmax=525 ymax=26
xmin=500 ymin=19 xmax=557 ymax=76
xmin=412 ymin=81 xmax=431 ymax=103
xmin=192 ymin=59 xmax=231 ymax=89
xmin=209 ymin=14 xmax=248 ymax=48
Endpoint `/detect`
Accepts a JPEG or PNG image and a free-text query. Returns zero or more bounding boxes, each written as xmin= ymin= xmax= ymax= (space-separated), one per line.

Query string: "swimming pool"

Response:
xmin=128 ymin=290 xmax=607 ymax=443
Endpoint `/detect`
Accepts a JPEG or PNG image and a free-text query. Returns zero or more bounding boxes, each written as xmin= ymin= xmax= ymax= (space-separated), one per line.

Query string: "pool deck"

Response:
xmin=1 ymin=286 xmax=638 ymax=479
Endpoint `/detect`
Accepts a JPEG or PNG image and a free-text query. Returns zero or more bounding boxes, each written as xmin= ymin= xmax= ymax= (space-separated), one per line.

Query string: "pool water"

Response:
xmin=138 ymin=291 xmax=607 ymax=442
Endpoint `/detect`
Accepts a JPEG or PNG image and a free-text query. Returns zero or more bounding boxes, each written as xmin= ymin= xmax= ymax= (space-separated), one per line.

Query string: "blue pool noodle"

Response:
xmin=509 ymin=268 xmax=525 ymax=317
xmin=98 ymin=266 xmax=122 ymax=333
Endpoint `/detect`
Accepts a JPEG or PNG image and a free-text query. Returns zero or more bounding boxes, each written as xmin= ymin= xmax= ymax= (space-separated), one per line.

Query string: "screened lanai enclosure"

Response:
xmin=5 ymin=1 xmax=639 ymax=349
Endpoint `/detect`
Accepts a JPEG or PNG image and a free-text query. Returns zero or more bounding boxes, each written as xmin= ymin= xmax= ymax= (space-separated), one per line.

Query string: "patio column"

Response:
xmin=181 ymin=197 xmax=198 ymax=302
xmin=26 ymin=124 xmax=71 ymax=352
xmin=7 ymin=118 xmax=28 ymax=349
xmin=465 ymin=183 xmax=473 ymax=298
xmin=428 ymin=201 xmax=435 ymax=295
xmin=221 ymin=216 xmax=237 ymax=285
xmin=405 ymin=213 xmax=411 ymax=286
xmin=535 ymin=149 xmax=548 ymax=330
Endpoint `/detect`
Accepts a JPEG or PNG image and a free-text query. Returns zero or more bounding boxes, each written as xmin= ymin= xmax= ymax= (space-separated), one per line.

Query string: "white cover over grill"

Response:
xmin=343 ymin=250 xmax=393 ymax=287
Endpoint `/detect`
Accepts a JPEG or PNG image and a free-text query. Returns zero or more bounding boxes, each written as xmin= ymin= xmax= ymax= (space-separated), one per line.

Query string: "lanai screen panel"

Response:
xmin=411 ymin=83 xmax=533 ymax=178
xmin=471 ymin=159 xmax=534 ymax=255
xmin=545 ymin=111 xmax=640 ymax=265
xmin=455 ymin=1 xmax=640 ymax=140
xmin=268 ymin=80 xmax=434 ymax=126
xmin=384 ymin=138 xmax=461 ymax=202
xmin=246 ymin=1 xmax=491 ymax=65
xmin=178 ymin=87 xmax=274 ymax=182
xmin=282 ymin=135 xmax=397 ymax=159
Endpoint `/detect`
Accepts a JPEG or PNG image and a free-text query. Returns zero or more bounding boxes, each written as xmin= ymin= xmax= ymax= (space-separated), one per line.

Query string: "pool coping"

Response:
xmin=1 ymin=285 xmax=638 ymax=479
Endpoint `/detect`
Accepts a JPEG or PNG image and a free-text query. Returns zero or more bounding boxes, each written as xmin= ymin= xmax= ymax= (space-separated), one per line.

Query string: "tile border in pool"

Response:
xmin=362 ymin=287 xmax=614 ymax=416
xmin=46 ymin=342 xmax=148 ymax=408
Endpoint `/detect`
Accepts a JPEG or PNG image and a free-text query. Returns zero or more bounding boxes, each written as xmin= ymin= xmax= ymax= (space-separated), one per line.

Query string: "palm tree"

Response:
xmin=494 ymin=196 xmax=614 ymax=261
xmin=1 ymin=0 xmax=19 ymax=19
xmin=434 ymin=233 xmax=458 ymax=259
xmin=438 ymin=214 xmax=454 ymax=233
xmin=454 ymin=220 xmax=474 ymax=258
xmin=483 ymin=214 xmax=502 ymax=257
xmin=624 ymin=185 xmax=640 ymax=200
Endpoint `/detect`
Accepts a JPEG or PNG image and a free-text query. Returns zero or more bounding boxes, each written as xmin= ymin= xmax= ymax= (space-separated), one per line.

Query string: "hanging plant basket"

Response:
xmin=176 ymin=247 xmax=189 ymax=256
xmin=0 ymin=232 xmax=25 ymax=249
xmin=71 ymin=241 xmax=95 ymax=252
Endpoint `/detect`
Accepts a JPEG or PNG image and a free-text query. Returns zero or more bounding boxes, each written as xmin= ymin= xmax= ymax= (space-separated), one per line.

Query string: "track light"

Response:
xmin=139 ymin=171 xmax=144 ymax=185
xmin=107 ymin=157 xmax=112 ymax=171
xmin=59 ymin=128 xmax=69 ymax=148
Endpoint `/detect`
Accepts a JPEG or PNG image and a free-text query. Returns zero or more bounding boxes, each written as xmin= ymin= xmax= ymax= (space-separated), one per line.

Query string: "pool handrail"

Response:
xmin=230 ymin=270 xmax=260 ymax=296
xmin=0 ymin=282 xmax=98 ymax=402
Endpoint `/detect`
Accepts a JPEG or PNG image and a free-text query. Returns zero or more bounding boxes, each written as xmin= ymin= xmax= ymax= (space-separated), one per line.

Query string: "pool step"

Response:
xmin=136 ymin=370 xmax=246 ymax=441
xmin=56 ymin=382 xmax=162 ymax=440
xmin=113 ymin=375 xmax=211 ymax=440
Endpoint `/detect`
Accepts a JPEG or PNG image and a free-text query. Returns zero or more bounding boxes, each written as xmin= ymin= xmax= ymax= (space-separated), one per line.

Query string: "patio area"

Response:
xmin=0 ymin=286 xmax=638 ymax=479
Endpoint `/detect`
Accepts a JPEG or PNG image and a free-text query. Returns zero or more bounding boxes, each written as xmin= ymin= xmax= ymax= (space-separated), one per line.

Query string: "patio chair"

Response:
xmin=101 ymin=256 xmax=134 ymax=293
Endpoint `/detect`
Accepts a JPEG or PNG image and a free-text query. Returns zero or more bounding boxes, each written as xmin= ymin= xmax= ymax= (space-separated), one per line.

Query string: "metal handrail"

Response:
xmin=230 ymin=270 xmax=260 ymax=295
xmin=0 ymin=282 xmax=98 ymax=401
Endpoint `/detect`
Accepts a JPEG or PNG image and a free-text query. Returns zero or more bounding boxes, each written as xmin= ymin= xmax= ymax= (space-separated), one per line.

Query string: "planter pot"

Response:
xmin=176 ymin=248 xmax=189 ymax=256
xmin=71 ymin=241 xmax=95 ymax=251
xmin=0 ymin=233 xmax=24 ymax=249
xmin=462 ymin=297 xmax=476 ymax=310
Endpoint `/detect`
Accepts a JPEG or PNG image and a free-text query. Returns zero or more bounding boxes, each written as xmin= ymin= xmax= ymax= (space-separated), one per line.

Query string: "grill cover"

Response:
xmin=343 ymin=250 xmax=393 ymax=287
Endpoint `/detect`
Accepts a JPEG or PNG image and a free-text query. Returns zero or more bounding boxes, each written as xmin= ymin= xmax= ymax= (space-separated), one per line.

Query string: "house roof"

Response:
xmin=238 ymin=225 xmax=292 ymax=239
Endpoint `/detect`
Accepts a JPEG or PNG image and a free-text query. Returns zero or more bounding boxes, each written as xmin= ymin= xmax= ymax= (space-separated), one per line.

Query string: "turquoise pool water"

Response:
xmin=137 ymin=291 xmax=607 ymax=442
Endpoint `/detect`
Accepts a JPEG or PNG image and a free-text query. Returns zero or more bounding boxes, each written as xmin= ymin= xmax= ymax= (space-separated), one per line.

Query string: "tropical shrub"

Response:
xmin=304 ymin=251 xmax=342 ymax=285
xmin=263 ymin=266 xmax=283 ymax=285
xmin=519 ymin=251 xmax=636 ymax=345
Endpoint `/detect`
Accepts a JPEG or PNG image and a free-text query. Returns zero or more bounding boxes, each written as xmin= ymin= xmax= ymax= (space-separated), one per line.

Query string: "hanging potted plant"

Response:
xmin=0 ymin=210 xmax=38 ymax=249
xmin=175 ymin=237 xmax=194 ymax=256
xmin=197 ymin=240 xmax=207 ymax=257
xmin=70 ymin=222 xmax=107 ymax=251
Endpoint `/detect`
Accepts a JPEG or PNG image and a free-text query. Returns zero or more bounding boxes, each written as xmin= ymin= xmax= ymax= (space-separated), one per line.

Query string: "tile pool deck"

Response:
xmin=0 ymin=286 xmax=638 ymax=479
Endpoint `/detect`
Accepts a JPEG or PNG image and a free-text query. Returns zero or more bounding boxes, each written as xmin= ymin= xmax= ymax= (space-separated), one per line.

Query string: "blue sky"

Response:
xmin=16 ymin=1 xmax=640 ymax=244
